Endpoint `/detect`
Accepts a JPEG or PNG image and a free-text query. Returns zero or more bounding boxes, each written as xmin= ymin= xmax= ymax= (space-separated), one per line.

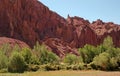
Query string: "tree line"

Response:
xmin=0 ymin=36 xmax=120 ymax=73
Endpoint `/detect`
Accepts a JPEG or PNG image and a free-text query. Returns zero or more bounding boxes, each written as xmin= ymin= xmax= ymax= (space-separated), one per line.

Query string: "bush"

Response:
xmin=43 ymin=64 xmax=59 ymax=71
xmin=0 ymin=43 xmax=10 ymax=56
xmin=33 ymin=43 xmax=59 ymax=64
xmin=21 ymin=48 xmax=32 ymax=64
xmin=0 ymin=51 xmax=8 ymax=70
xmin=8 ymin=52 xmax=26 ymax=73
xmin=96 ymin=45 xmax=106 ymax=54
xmin=30 ymin=55 xmax=40 ymax=65
xmin=116 ymin=49 xmax=120 ymax=67
xmin=102 ymin=36 xmax=114 ymax=50
xmin=78 ymin=63 xmax=85 ymax=70
xmin=78 ymin=44 xmax=97 ymax=64
xmin=39 ymin=64 xmax=65 ymax=71
xmin=56 ymin=63 xmax=67 ymax=70
xmin=71 ymin=65 xmax=82 ymax=70
xmin=64 ymin=64 xmax=85 ymax=70
xmin=92 ymin=52 xmax=110 ymax=70
xmin=63 ymin=54 xmax=80 ymax=65
xmin=45 ymin=51 xmax=60 ymax=64
xmin=0 ymin=69 xmax=8 ymax=73
xmin=11 ymin=44 xmax=21 ymax=52
xmin=27 ymin=64 xmax=39 ymax=71
xmin=39 ymin=49 xmax=59 ymax=64
xmin=109 ymin=57 xmax=118 ymax=70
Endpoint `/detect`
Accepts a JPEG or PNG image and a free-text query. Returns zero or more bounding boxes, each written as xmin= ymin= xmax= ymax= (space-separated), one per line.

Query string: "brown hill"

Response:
xmin=0 ymin=0 xmax=120 ymax=57
xmin=0 ymin=37 xmax=29 ymax=48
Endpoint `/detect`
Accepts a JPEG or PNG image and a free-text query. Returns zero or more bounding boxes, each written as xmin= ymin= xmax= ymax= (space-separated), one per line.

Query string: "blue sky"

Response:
xmin=39 ymin=0 xmax=120 ymax=24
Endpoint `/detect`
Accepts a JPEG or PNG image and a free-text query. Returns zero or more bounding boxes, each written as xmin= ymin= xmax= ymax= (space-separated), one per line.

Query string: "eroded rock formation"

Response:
xmin=0 ymin=0 xmax=120 ymax=56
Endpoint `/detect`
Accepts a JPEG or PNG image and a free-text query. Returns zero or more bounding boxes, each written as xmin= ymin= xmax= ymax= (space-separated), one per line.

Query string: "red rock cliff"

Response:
xmin=0 ymin=0 xmax=120 ymax=56
xmin=0 ymin=0 xmax=66 ymax=47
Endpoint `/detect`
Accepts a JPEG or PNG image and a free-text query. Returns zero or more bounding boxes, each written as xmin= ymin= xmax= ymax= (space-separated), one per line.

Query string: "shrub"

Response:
xmin=56 ymin=63 xmax=67 ymax=70
xmin=0 ymin=69 xmax=8 ymax=73
xmin=92 ymin=52 xmax=110 ymax=70
xmin=116 ymin=50 xmax=120 ymax=67
xmin=0 ymin=43 xmax=10 ymax=56
xmin=78 ymin=63 xmax=85 ymax=70
xmin=105 ymin=47 xmax=118 ymax=58
xmin=71 ymin=65 xmax=80 ymax=70
xmin=39 ymin=64 xmax=66 ymax=71
xmin=44 ymin=51 xmax=60 ymax=64
xmin=0 ymin=51 xmax=8 ymax=70
xmin=30 ymin=55 xmax=40 ymax=65
xmin=63 ymin=54 xmax=80 ymax=65
xmin=78 ymin=44 xmax=97 ymax=64
xmin=39 ymin=49 xmax=59 ymax=64
xmin=89 ymin=62 xmax=98 ymax=70
xmin=21 ymin=48 xmax=32 ymax=64
xmin=66 ymin=65 xmax=72 ymax=70
xmin=44 ymin=64 xmax=58 ymax=71
xmin=27 ymin=64 xmax=39 ymax=71
xmin=102 ymin=36 xmax=114 ymax=50
xmin=8 ymin=52 xmax=26 ymax=73
xmin=11 ymin=44 xmax=21 ymax=52
xmin=33 ymin=43 xmax=59 ymax=64
xmin=96 ymin=45 xmax=106 ymax=54
xmin=64 ymin=64 xmax=85 ymax=70
xmin=109 ymin=57 xmax=118 ymax=70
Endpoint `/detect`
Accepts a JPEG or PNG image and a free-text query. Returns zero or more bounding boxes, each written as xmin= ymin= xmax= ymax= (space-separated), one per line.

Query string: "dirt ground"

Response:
xmin=0 ymin=71 xmax=120 ymax=76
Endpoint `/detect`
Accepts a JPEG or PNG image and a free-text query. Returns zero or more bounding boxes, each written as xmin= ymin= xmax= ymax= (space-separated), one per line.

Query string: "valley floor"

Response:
xmin=0 ymin=71 xmax=120 ymax=76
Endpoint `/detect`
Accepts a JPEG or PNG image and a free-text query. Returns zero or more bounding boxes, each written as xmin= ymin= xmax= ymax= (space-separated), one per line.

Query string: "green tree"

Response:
xmin=78 ymin=44 xmax=97 ymax=64
xmin=0 ymin=51 xmax=8 ymax=70
xmin=63 ymin=54 xmax=80 ymax=65
xmin=21 ymin=48 xmax=32 ymax=64
xmin=102 ymin=36 xmax=114 ymax=50
xmin=93 ymin=52 xmax=110 ymax=70
xmin=0 ymin=43 xmax=10 ymax=56
xmin=12 ymin=44 xmax=21 ymax=52
xmin=33 ymin=42 xmax=59 ymax=64
xmin=45 ymin=51 xmax=60 ymax=64
xmin=96 ymin=45 xmax=106 ymax=54
xmin=8 ymin=52 xmax=26 ymax=73
xmin=109 ymin=57 xmax=118 ymax=70
xmin=115 ymin=48 xmax=120 ymax=68
xmin=30 ymin=55 xmax=40 ymax=65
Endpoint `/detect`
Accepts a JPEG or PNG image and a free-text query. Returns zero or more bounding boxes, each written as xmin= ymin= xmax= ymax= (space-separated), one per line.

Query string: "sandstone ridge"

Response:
xmin=0 ymin=0 xmax=120 ymax=57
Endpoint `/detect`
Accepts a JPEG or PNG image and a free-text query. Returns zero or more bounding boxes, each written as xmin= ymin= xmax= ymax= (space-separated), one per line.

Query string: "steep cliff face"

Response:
xmin=0 ymin=0 xmax=66 ymax=47
xmin=0 ymin=0 xmax=75 ymax=56
xmin=66 ymin=17 xmax=120 ymax=48
xmin=66 ymin=16 xmax=98 ymax=48
xmin=0 ymin=0 xmax=120 ymax=57
xmin=90 ymin=20 xmax=120 ymax=47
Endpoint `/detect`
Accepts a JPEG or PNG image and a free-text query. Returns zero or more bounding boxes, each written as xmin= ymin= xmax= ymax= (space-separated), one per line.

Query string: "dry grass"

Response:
xmin=0 ymin=71 xmax=120 ymax=76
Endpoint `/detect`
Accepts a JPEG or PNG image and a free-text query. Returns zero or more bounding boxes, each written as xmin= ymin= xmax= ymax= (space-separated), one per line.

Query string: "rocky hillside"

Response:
xmin=0 ymin=0 xmax=120 ymax=57
xmin=0 ymin=37 xmax=29 ymax=48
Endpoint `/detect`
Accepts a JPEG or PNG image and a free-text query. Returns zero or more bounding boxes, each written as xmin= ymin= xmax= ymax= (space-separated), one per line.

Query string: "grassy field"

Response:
xmin=0 ymin=71 xmax=120 ymax=76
